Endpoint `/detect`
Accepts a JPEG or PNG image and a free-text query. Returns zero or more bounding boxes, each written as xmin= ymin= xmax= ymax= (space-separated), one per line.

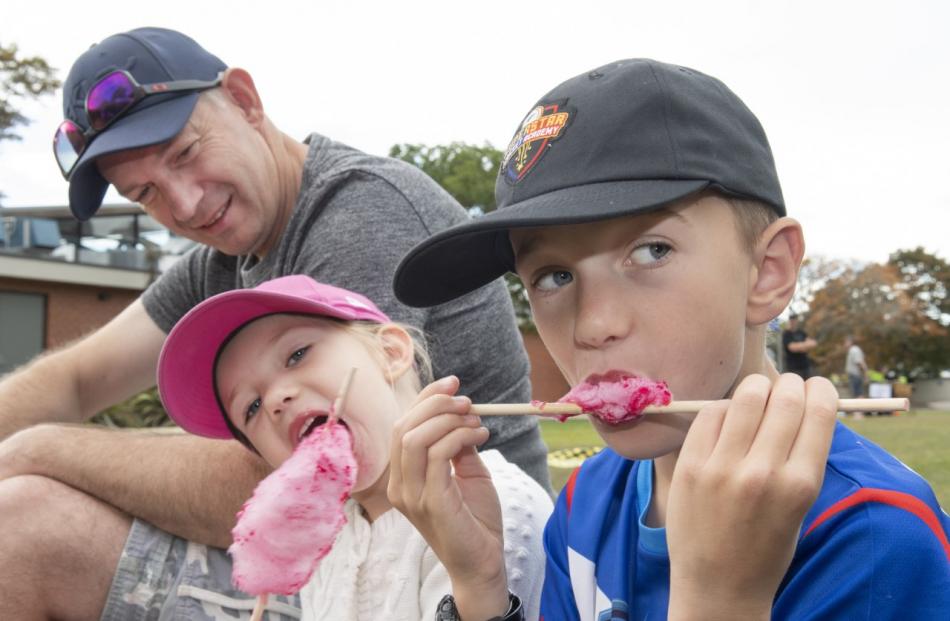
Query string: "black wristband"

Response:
xmin=435 ymin=592 xmax=524 ymax=621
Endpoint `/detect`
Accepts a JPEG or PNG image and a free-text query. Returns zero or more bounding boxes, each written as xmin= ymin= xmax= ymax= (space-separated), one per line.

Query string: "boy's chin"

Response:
xmin=596 ymin=418 xmax=689 ymax=460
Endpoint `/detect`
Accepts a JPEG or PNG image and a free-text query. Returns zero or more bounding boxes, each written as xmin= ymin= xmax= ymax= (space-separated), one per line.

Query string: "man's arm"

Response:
xmin=786 ymin=337 xmax=817 ymax=353
xmin=0 ymin=299 xmax=269 ymax=547
xmin=1 ymin=423 xmax=269 ymax=548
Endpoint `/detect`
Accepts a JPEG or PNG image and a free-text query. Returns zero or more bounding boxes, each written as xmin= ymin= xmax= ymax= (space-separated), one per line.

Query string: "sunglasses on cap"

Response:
xmin=53 ymin=69 xmax=223 ymax=179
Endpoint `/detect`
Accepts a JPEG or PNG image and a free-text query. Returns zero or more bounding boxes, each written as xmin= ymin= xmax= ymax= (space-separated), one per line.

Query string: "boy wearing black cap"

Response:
xmin=390 ymin=59 xmax=950 ymax=620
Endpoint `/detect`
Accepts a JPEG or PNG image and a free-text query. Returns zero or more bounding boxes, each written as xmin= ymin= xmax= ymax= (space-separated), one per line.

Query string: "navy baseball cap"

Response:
xmin=61 ymin=27 xmax=227 ymax=220
xmin=393 ymin=58 xmax=785 ymax=307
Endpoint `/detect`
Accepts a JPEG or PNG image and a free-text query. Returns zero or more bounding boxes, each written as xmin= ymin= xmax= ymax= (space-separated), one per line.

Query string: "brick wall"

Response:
xmin=0 ymin=277 xmax=139 ymax=349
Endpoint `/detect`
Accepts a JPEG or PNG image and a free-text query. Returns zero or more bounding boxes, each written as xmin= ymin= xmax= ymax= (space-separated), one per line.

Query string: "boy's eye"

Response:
xmin=534 ymin=270 xmax=574 ymax=291
xmin=245 ymin=397 xmax=261 ymax=422
xmin=630 ymin=242 xmax=672 ymax=265
xmin=287 ymin=346 xmax=310 ymax=366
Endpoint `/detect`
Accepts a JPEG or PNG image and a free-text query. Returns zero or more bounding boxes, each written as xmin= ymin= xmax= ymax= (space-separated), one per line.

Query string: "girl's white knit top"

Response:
xmin=300 ymin=450 xmax=553 ymax=621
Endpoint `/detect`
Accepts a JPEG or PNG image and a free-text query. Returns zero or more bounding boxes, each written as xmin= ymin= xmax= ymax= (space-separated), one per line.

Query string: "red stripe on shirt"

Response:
xmin=565 ymin=466 xmax=581 ymax=515
xmin=803 ymin=488 xmax=950 ymax=560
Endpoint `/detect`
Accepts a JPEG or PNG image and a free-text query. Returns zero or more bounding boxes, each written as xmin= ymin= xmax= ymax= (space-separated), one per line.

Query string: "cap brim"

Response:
xmin=68 ymin=94 xmax=201 ymax=221
xmin=394 ymin=178 xmax=710 ymax=307
xmin=158 ymin=288 xmax=369 ymax=439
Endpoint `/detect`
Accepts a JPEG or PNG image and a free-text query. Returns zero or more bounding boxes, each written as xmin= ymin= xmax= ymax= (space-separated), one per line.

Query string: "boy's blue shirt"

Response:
xmin=540 ymin=422 xmax=950 ymax=620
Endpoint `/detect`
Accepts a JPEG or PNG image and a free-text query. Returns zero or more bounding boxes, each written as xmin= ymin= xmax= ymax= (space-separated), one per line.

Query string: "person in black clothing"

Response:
xmin=782 ymin=313 xmax=817 ymax=378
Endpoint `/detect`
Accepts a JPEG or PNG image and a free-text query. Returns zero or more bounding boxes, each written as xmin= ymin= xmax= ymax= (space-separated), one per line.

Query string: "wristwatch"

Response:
xmin=435 ymin=592 xmax=524 ymax=621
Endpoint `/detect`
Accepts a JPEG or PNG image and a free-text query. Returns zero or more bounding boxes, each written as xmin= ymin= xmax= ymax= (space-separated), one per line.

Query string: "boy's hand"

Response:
xmin=388 ymin=376 xmax=510 ymax=620
xmin=666 ymin=373 xmax=838 ymax=621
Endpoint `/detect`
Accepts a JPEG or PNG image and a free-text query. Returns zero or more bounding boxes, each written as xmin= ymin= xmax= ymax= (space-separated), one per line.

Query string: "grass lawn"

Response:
xmin=540 ymin=410 xmax=950 ymax=508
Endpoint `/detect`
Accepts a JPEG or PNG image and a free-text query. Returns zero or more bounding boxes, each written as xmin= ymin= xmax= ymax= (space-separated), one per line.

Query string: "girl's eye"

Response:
xmin=534 ymin=270 xmax=574 ymax=291
xmin=287 ymin=346 xmax=310 ymax=367
xmin=630 ymin=242 xmax=672 ymax=265
xmin=245 ymin=397 xmax=261 ymax=422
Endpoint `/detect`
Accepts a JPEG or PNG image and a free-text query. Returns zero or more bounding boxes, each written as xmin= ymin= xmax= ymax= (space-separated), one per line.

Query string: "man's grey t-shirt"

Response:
xmin=142 ymin=133 xmax=551 ymax=489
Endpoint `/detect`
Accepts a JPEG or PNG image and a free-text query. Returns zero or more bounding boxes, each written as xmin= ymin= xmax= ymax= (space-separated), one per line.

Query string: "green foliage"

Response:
xmin=0 ymin=42 xmax=60 ymax=142
xmin=390 ymin=142 xmax=535 ymax=329
xmin=91 ymin=386 xmax=173 ymax=429
xmin=888 ymin=247 xmax=950 ymax=324
xmin=389 ymin=142 xmax=503 ymax=216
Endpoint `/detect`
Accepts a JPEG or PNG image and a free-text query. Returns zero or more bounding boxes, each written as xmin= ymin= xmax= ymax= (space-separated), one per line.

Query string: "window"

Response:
xmin=0 ymin=291 xmax=46 ymax=375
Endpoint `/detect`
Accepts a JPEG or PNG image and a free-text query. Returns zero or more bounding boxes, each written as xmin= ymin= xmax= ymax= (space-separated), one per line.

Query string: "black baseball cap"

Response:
xmin=393 ymin=58 xmax=785 ymax=308
xmin=61 ymin=27 xmax=227 ymax=220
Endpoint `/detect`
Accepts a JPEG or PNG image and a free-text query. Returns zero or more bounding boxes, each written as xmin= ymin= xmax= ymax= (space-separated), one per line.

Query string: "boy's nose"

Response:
xmin=573 ymin=282 xmax=631 ymax=349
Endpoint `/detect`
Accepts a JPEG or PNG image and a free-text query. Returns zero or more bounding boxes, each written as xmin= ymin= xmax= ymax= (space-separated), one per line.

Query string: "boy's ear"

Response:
xmin=219 ymin=68 xmax=264 ymax=128
xmin=375 ymin=324 xmax=415 ymax=382
xmin=747 ymin=217 xmax=805 ymax=325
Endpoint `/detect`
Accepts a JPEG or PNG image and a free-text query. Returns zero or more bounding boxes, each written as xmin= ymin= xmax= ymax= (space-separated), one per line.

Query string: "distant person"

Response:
xmin=845 ymin=335 xmax=868 ymax=398
xmin=782 ymin=313 xmax=817 ymax=378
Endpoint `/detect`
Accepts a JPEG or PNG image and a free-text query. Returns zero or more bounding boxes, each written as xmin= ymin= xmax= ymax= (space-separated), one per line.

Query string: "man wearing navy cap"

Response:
xmin=0 ymin=27 xmax=550 ymax=620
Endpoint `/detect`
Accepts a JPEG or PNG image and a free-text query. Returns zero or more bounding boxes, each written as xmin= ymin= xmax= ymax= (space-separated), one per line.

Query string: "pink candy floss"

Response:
xmin=229 ymin=420 xmax=357 ymax=595
xmin=559 ymin=371 xmax=673 ymax=424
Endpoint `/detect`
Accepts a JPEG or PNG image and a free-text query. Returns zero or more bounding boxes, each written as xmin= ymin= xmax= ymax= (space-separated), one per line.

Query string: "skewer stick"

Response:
xmin=250 ymin=593 xmax=268 ymax=621
xmin=329 ymin=367 xmax=358 ymax=423
xmin=469 ymin=398 xmax=910 ymax=417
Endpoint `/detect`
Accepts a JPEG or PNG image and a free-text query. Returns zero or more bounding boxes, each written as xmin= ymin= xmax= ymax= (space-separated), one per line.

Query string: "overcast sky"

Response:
xmin=2 ymin=0 xmax=947 ymax=265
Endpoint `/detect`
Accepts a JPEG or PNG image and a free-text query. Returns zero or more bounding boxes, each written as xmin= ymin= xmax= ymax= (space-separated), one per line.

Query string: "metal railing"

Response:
xmin=0 ymin=204 xmax=186 ymax=273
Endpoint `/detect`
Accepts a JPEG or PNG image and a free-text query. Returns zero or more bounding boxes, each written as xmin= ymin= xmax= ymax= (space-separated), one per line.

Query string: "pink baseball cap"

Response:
xmin=158 ymin=275 xmax=390 ymax=439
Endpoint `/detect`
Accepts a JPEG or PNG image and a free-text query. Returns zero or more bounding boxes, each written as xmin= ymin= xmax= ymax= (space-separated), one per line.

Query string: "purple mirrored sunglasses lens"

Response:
xmin=87 ymin=72 xmax=139 ymax=131
xmin=54 ymin=120 xmax=84 ymax=175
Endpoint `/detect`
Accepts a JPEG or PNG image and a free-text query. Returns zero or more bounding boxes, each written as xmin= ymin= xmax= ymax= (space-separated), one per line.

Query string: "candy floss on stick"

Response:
xmin=559 ymin=371 xmax=672 ymax=424
xmin=234 ymin=369 xmax=358 ymax=621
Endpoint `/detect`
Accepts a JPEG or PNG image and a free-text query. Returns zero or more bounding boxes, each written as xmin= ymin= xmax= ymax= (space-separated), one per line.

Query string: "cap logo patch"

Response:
xmin=502 ymin=101 xmax=572 ymax=184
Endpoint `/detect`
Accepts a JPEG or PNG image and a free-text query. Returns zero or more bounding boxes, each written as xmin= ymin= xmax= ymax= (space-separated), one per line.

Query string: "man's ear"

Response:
xmin=219 ymin=68 xmax=264 ymax=127
xmin=375 ymin=324 xmax=415 ymax=382
xmin=747 ymin=217 xmax=805 ymax=325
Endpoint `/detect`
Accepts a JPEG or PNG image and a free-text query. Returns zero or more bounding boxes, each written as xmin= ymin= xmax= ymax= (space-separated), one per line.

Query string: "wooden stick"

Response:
xmin=329 ymin=367 xmax=358 ymax=423
xmin=250 ymin=593 xmax=267 ymax=621
xmin=469 ymin=398 xmax=910 ymax=417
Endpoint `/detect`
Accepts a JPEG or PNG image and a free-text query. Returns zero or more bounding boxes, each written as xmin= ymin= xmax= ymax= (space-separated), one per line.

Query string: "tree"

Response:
xmin=1 ymin=42 xmax=60 ymax=204
xmin=389 ymin=142 xmax=502 ymax=216
xmin=390 ymin=142 xmax=535 ymax=329
xmin=806 ymin=259 xmax=950 ymax=379
xmin=888 ymin=247 xmax=950 ymax=326
xmin=1 ymin=42 xmax=60 ymax=142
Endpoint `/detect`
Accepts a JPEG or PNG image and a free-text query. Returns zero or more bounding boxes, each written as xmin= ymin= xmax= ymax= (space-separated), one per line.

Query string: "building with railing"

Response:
xmin=0 ymin=204 xmax=192 ymax=375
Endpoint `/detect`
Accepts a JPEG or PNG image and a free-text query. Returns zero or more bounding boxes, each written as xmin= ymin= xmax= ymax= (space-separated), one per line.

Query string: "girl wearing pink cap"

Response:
xmin=157 ymin=275 xmax=550 ymax=621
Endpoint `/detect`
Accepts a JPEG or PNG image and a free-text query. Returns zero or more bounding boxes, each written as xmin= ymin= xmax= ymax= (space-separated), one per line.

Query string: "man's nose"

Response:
xmin=573 ymin=278 xmax=632 ymax=349
xmin=163 ymin=180 xmax=202 ymax=224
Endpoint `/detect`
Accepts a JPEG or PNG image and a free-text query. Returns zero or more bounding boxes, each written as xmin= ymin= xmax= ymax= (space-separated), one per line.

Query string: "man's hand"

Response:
xmin=388 ymin=375 xmax=510 ymax=621
xmin=666 ymin=373 xmax=838 ymax=621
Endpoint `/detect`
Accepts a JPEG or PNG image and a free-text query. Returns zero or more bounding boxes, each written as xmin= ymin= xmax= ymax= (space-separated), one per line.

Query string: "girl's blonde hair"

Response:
xmin=339 ymin=320 xmax=434 ymax=390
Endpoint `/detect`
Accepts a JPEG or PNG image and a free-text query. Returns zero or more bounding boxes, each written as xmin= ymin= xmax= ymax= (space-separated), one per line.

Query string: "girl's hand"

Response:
xmin=388 ymin=376 xmax=510 ymax=620
xmin=666 ymin=373 xmax=838 ymax=621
